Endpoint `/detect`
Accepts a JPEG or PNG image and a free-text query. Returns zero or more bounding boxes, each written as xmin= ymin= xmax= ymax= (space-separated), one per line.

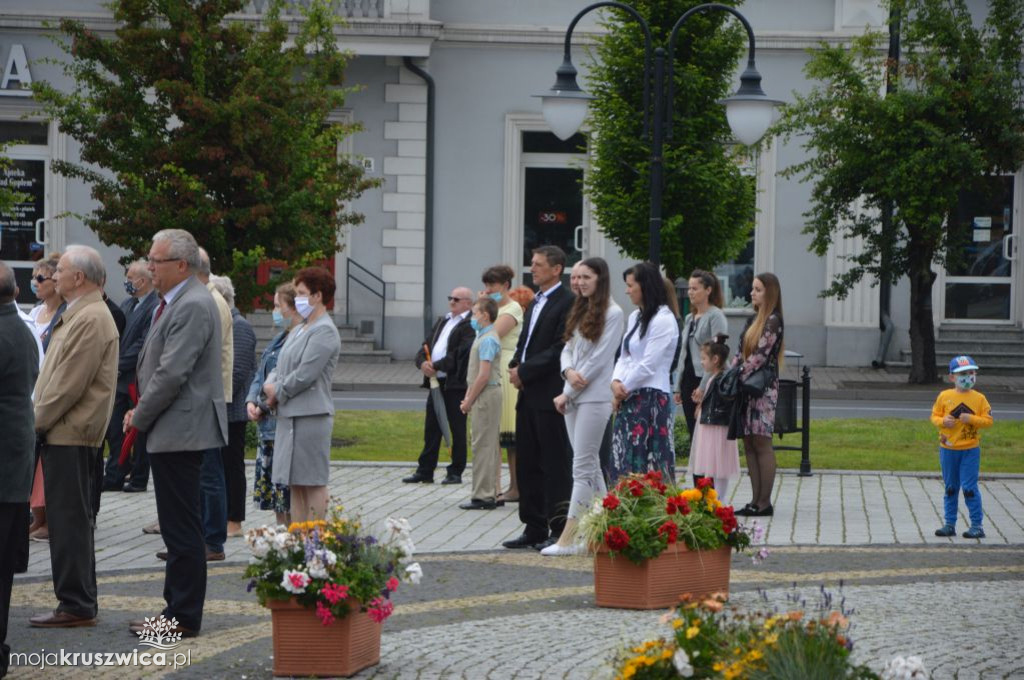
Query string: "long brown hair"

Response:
xmin=689 ymin=269 xmax=724 ymax=309
xmin=742 ymin=272 xmax=784 ymax=361
xmin=564 ymin=257 xmax=611 ymax=343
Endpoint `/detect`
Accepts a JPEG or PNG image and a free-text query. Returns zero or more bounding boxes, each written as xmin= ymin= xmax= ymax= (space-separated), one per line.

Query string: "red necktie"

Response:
xmin=153 ymin=299 xmax=167 ymax=323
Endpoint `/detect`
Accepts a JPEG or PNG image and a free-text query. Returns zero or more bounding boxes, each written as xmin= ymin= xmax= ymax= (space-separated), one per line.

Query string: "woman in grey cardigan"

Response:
xmin=264 ymin=267 xmax=341 ymax=523
xmin=545 ymin=257 xmax=624 ymax=556
xmin=675 ymin=270 xmax=728 ymax=438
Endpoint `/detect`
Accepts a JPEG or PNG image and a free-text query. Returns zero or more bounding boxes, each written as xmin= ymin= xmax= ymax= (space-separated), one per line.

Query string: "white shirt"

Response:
xmin=16 ymin=304 xmax=45 ymax=370
xmin=612 ymin=305 xmax=680 ymax=394
xmin=522 ymin=281 xmax=562 ymax=363
xmin=431 ymin=310 xmax=469 ymax=379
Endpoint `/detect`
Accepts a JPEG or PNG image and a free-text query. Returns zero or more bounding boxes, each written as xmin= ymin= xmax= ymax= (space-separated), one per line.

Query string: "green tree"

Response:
xmin=32 ymin=0 xmax=380 ymax=309
xmin=773 ymin=0 xmax=1024 ymax=383
xmin=585 ymin=0 xmax=756 ymax=280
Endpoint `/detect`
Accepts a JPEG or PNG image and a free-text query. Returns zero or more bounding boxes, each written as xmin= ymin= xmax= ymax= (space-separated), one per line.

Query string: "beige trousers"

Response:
xmin=470 ymin=385 xmax=503 ymax=502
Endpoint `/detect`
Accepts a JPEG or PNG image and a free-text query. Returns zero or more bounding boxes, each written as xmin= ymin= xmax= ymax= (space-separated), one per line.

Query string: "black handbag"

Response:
xmin=740 ymin=360 xmax=777 ymax=399
xmin=717 ymin=364 xmax=742 ymax=400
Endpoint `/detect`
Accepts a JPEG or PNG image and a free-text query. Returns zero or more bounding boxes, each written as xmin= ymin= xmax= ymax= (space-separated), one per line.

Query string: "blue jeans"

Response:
xmin=939 ymin=446 xmax=983 ymax=528
xmin=200 ymin=447 xmax=227 ymax=553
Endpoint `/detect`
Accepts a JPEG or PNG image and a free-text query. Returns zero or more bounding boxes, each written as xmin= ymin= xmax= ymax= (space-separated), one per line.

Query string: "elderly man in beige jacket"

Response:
xmin=30 ymin=245 xmax=118 ymax=628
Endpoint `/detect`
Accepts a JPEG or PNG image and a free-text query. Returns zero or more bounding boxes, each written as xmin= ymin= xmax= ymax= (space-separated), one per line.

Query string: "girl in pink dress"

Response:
xmin=689 ymin=335 xmax=740 ymax=500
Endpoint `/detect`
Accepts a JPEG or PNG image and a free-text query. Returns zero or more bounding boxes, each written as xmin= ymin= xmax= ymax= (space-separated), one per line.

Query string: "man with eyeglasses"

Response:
xmin=403 ymin=287 xmax=475 ymax=485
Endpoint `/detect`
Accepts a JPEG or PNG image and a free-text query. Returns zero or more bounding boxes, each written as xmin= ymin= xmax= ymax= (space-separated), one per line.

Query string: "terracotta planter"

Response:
xmin=267 ymin=598 xmax=382 ymax=677
xmin=594 ymin=543 xmax=732 ymax=609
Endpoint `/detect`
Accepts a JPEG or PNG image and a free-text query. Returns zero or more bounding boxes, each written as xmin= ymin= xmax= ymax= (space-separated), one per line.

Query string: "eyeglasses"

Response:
xmin=33 ymin=274 xmax=52 ymax=283
xmin=447 ymin=296 xmax=469 ymax=302
xmin=146 ymin=257 xmax=182 ymax=265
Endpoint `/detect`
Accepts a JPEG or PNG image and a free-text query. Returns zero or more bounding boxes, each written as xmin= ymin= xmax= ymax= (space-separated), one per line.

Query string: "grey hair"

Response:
xmin=0 ymin=260 xmax=15 ymax=301
xmin=64 ymin=245 xmax=107 ymax=286
xmin=208 ymin=274 xmax=235 ymax=308
xmin=129 ymin=258 xmax=152 ymax=281
xmin=197 ymin=247 xmax=211 ymax=277
xmin=152 ymin=229 xmax=201 ymax=270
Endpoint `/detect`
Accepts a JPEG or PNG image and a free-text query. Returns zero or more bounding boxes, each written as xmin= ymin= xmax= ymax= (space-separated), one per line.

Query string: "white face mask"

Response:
xmin=294 ymin=296 xmax=314 ymax=319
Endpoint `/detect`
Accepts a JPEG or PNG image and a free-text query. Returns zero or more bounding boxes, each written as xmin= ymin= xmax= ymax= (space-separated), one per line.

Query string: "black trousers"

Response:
xmin=0 ymin=502 xmax=29 ymax=679
xmin=150 ymin=450 xmax=206 ymax=631
xmin=679 ymin=366 xmax=702 ymax=438
xmin=415 ymin=387 xmax=468 ymax=478
xmin=40 ymin=445 xmax=98 ymax=619
xmin=222 ymin=421 xmax=248 ymax=523
xmin=515 ymin=405 xmax=572 ymax=540
xmin=101 ymin=391 xmax=132 ymax=488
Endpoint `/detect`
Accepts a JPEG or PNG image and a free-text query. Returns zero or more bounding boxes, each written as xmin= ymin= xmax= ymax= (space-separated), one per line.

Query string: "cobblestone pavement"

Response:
xmin=10 ymin=465 xmax=1024 ymax=678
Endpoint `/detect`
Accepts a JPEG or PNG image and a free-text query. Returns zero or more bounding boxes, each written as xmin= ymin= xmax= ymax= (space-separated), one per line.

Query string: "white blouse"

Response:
xmin=559 ymin=302 xmax=625 ymax=404
xmin=612 ymin=305 xmax=680 ymax=395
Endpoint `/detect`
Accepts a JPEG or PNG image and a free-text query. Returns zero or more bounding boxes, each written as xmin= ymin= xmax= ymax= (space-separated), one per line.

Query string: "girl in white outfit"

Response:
xmin=544 ymin=257 xmax=624 ymax=556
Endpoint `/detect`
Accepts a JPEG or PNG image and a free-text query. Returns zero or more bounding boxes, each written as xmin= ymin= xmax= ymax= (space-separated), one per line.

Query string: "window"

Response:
xmin=0 ymin=119 xmax=52 ymax=304
xmin=714 ymin=146 xmax=758 ymax=309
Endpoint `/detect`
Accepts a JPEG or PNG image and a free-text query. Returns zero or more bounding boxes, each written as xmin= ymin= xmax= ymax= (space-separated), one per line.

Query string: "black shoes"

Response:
xmin=736 ymin=503 xmax=773 ymax=517
xmin=533 ymin=537 xmax=558 ymax=551
xmin=502 ymin=533 xmax=547 ymax=550
xmin=402 ymin=471 xmax=434 ymax=484
xmin=101 ymin=481 xmax=123 ymax=492
xmin=459 ymin=498 xmax=498 ymax=510
xmin=441 ymin=474 xmax=462 ymax=485
xmin=735 ymin=503 xmax=756 ymax=517
xmin=122 ymin=483 xmax=147 ymax=493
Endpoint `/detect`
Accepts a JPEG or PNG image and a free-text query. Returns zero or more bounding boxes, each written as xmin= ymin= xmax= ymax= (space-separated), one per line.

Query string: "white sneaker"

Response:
xmin=540 ymin=543 xmax=584 ymax=556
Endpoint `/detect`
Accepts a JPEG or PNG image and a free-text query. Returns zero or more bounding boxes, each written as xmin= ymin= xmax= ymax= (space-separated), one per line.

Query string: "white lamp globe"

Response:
xmin=724 ymin=97 xmax=776 ymax=146
xmin=541 ymin=94 xmax=591 ymax=141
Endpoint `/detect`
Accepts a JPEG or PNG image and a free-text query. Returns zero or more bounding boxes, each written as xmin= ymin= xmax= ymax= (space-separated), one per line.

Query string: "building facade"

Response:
xmin=1 ymin=0 xmax=1021 ymax=364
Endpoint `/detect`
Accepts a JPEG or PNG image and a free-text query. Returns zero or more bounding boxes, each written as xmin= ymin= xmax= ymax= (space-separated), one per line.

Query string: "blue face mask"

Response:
xmin=955 ymin=373 xmax=976 ymax=391
xmin=488 ymin=292 xmax=503 ymax=302
xmin=470 ymin=318 xmax=482 ymax=332
xmin=272 ymin=309 xmax=286 ymax=328
xmin=123 ymin=279 xmax=137 ymax=296
xmin=30 ymin=280 xmax=39 ymax=296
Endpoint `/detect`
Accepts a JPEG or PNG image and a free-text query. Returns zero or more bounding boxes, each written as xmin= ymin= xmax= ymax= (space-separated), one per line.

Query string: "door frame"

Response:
xmin=934 ymin=169 xmax=1022 ymax=326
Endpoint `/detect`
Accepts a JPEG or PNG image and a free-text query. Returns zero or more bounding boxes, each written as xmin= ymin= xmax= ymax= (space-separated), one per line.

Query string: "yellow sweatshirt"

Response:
xmin=930 ymin=388 xmax=993 ymax=450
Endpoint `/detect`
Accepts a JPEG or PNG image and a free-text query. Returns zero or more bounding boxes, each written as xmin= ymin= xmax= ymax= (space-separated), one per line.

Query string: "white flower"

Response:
xmin=320 ymin=550 xmax=337 ymax=566
xmin=882 ymin=656 xmax=928 ymax=680
xmin=385 ymin=517 xmax=416 ymax=556
xmin=307 ymin=557 xmax=329 ymax=580
xmin=272 ymin=532 xmax=294 ymax=553
xmin=672 ymin=648 xmax=693 ymax=678
xmin=280 ymin=570 xmax=310 ymax=594
xmin=591 ymin=498 xmax=605 ymax=515
xmin=249 ymin=537 xmax=270 ymax=558
xmin=405 ymin=562 xmax=423 ymax=585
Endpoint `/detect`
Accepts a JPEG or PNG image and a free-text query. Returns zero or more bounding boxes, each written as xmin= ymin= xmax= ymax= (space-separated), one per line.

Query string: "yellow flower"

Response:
xmin=643 ymin=640 xmax=657 ymax=651
xmin=672 ymin=619 xmax=684 ymax=629
xmin=682 ymin=489 xmax=702 ymax=502
xmin=765 ymin=633 xmax=779 ymax=645
xmin=621 ymin=666 xmax=636 ymax=679
xmin=686 ymin=626 xmax=700 ymax=640
xmin=707 ymin=487 xmax=718 ymax=501
xmin=632 ymin=646 xmax=644 ymax=654
xmin=712 ymin=662 xmax=724 ymax=671
xmin=746 ymin=649 xmax=763 ymax=662
xmin=661 ymin=648 xmax=672 ymax=660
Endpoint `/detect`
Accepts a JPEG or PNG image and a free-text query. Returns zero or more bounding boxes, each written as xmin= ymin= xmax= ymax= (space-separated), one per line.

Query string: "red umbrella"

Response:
xmin=119 ymin=382 xmax=140 ymax=466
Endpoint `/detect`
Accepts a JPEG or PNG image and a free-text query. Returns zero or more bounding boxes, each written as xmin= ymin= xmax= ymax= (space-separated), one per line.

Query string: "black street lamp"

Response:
xmin=538 ymin=2 xmax=779 ymax=266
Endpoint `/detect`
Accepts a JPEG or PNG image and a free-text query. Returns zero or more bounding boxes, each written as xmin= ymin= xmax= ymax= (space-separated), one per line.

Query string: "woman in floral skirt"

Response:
xmin=246 ymin=283 xmax=298 ymax=526
xmin=731 ymin=272 xmax=784 ymax=518
xmin=610 ymin=262 xmax=681 ymax=484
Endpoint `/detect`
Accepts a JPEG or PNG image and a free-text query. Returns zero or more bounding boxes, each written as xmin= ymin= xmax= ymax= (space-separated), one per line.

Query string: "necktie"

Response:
xmin=153 ymin=299 xmax=167 ymax=324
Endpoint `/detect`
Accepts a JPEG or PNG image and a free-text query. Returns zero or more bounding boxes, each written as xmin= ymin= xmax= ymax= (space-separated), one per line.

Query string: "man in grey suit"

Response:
xmin=0 ymin=262 xmax=39 ymax=675
xmin=124 ymin=229 xmax=227 ymax=638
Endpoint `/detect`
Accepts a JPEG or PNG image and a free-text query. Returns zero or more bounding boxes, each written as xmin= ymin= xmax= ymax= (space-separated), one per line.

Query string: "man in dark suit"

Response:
xmin=123 ymin=229 xmax=227 ymax=638
xmin=503 ymin=246 xmax=574 ymax=550
xmin=402 ymin=287 xmax=475 ymax=485
xmin=0 ymin=262 xmax=40 ymax=675
xmin=102 ymin=259 xmax=158 ymax=493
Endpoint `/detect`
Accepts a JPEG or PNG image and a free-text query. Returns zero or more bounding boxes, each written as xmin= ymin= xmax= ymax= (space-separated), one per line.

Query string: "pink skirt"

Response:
xmin=690 ymin=423 xmax=740 ymax=479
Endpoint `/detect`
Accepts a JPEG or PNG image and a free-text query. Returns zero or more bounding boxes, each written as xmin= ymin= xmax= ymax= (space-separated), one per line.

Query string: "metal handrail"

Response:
xmin=345 ymin=258 xmax=386 ymax=347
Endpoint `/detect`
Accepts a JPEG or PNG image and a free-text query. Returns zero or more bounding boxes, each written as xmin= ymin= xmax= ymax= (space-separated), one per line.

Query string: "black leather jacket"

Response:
xmin=699 ymin=373 xmax=732 ymax=426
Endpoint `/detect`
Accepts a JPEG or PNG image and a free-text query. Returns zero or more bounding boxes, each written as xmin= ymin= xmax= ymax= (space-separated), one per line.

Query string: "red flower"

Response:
xmin=315 ymin=601 xmax=335 ymax=626
xmin=715 ymin=506 xmax=738 ymax=534
xmin=604 ymin=526 xmax=630 ymax=551
xmin=367 ymin=597 xmax=395 ymax=623
xmin=602 ymin=493 xmax=621 ymax=510
xmin=386 ymin=576 xmax=400 ymax=592
xmin=697 ymin=477 xmax=714 ymax=489
xmin=658 ymin=520 xmax=679 ymax=544
xmin=628 ymin=480 xmax=644 ymax=497
xmin=666 ymin=496 xmax=690 ymax=515
xmin=320 ymin=582 xmax=350 ymax=605
xmin=645 ymin=471 xmax=663 ymax=483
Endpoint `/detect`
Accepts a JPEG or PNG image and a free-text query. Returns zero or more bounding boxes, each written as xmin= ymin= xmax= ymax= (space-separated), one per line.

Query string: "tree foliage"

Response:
xmin=32 ymin=0 xmax=380 ymax=309
xmin=772 ymin=0 xmax=1024 ymax=383
xmin=0 ymin=144 xmax=26 ymax=216
xmin=585 ymin=0 xmax=756 ymax=280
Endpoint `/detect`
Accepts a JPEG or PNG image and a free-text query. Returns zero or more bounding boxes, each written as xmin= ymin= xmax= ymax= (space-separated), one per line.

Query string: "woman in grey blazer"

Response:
xmin=264 ymin=267 xmax=341 ymax=523
xmin=675 ymin=270 xmax=728 ymax=438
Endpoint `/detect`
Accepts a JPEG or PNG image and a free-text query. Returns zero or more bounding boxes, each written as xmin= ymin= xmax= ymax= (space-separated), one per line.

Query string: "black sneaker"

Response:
xmin=934 ymin=525 xmax=955 ymax=537
xmin=402 ymin=471 xmax=434 ymax=484
xmin=962 ymin=526 xmax=986 ymax=539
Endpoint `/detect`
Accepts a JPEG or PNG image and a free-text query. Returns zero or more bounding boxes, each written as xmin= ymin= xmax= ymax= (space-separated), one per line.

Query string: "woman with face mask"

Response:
xmin=262 ymin=268 xmax=341 ymax=523
xmin=479 ymin=265 xmax=523 ymax=504
xmin=246 ymin=282 xmax=300 ymax=527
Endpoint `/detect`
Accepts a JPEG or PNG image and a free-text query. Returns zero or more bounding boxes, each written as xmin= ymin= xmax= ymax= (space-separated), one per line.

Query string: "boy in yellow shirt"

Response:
xmin=930 ymin=355 xmax=993 ymax=539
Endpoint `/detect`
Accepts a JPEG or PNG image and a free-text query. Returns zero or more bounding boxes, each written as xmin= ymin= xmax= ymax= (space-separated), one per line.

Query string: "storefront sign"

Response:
xmin=1 ymin=44 xmax=32 ymax=96
xmin=0 ymin=159 xmax=45 ymax=261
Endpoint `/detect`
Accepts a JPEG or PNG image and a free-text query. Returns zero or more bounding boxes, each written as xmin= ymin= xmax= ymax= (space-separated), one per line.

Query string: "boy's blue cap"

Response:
xmin=949 ymin=355 xmax=979 ymax=374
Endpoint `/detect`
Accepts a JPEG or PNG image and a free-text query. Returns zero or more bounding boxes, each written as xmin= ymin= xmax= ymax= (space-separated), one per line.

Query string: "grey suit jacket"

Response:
xmin=0 ymin=303 xmax=39 ymax=503
xmin=270 ymin=314 xmax=340 ymax=418
xmin=133 ymin=276 xmax=228 ymax=453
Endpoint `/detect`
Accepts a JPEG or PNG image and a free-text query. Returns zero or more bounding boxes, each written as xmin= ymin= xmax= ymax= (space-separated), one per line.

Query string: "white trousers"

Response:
xmin=565 ymin=400 xmax=613 ymax=520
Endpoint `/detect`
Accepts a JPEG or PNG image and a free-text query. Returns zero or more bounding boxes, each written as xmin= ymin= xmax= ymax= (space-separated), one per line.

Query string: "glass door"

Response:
xmin=521 ymin=165 xmax=584 ymax=289
xmin=0 ymin=121 xmax=51 ymax=305
xmin=943 ymin=175 xmax=1017 ymax=322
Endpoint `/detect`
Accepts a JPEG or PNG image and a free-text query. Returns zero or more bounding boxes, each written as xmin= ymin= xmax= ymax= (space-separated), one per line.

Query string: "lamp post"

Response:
xmin=538 ymin=2 xmax=779 ymax=266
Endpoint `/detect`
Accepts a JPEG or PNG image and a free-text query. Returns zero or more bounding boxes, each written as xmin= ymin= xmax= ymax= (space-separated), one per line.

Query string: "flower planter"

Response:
xmin=594 ymin=543 xmax=731 ymax=609
xmin=267 ymin=598 xmax=381 ymax=677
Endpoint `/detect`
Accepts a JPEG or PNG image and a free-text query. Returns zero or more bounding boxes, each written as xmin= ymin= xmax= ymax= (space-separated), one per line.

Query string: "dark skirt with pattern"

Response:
xmin=610 ymin=388 xmax=676 ymax=485
xmin=253 ymin=439 xmax=290 ymax=513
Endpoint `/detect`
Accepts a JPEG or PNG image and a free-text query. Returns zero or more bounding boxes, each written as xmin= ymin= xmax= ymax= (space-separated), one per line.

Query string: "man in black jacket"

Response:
xmin=403 ymin=287 xmax=475 ymax=485
xmin=503 ymin=246 xmax=574 ymax=550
